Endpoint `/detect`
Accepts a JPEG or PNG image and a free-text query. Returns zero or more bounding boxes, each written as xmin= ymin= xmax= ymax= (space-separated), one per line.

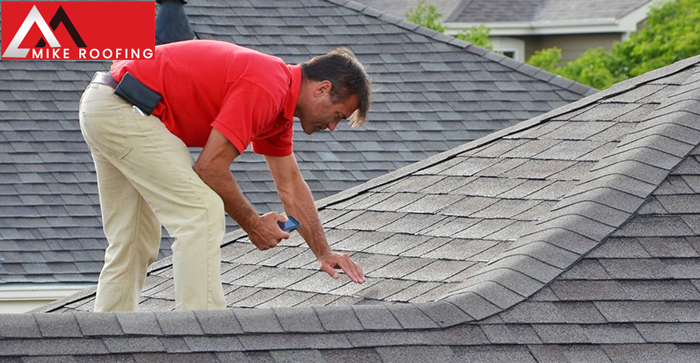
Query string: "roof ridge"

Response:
xmin=431 ymin=62 xmax=700 ymax=323
xmin=326 ymin=0 xmax=596 ymax=97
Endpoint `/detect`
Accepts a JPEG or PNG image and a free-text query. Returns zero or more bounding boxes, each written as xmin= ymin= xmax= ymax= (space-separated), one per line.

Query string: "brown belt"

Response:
xmin=91 ymin=71 xmax=118 ymax=89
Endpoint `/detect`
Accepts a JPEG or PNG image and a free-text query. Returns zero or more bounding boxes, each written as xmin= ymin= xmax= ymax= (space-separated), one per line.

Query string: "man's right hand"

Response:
xmin=246 ymin=212 xmax=290 ymax=250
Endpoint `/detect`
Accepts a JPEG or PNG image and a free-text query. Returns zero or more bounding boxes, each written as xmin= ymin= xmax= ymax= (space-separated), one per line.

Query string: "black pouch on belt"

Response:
xmin=113 ymin=72 xmax=161 ymax=115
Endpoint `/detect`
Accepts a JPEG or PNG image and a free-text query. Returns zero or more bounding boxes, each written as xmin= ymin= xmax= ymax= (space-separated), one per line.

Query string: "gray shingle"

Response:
xmin=375 ymin=346 xmax=460 ymax=363
xmin=417 ymin=300 xmax=473 ymax=327
xmin=234 ymin=308 xmax=284 ymax=333
xmin=155 ymin=311 xmax=204 ymax=336
xmin=0 ymin=314 xmax=41 ymax=338
xmin=103 ymin=337 xmax=166 ymax=354
xmin=619 ymin=280 xmax=700 ymax=300
xmin=184 ymin=336 xmax=244 ymax=353
xmin=321 ymin=348 xmax=383 ymax=363
xmin=75 ymin=312 xmax=123 ymax=336
xmin=381 ymin=303 xmax=438 ymax=330
xmin=550 ymin=280 xmax=630 ymax=301
xmin=532 ymin=324 xmax=589 ymax=344
xmin=194 ymin=310 xmax=243 ymax=335
xmin=268 ymin=350 xmax=326 ymax=363
xmin=0 ymin=338 xmax=108 ymax=356
xmin=481 ymin=323 xmax=543 ymax=344
xmin=582 ymin=323 xmax=646 ymax=344
xmin=555 ymin=302 xmax=608 ymax=324
xmin=115 ymin=313 xmax=162 ymax=336
xmin=499 ymin=302 xmax=567 ymax=324
xmin=314 ymin=305 xmax=364 ymax=332
xmin=529 ymin=344 xmax=613 ymax=363
xmin=35 ymin=313 xmax=82 ymax=338
xmin=602 ymin=343 xmax=696 ymax=363
xmin=636 ymin=323 xmax=700 ymax=343
xmin=273 ymin=306 xmax=325 ymax=333
xmin=594 ymin=301 xmax=677 ymax=323
xmin=451 ymin=345 xmax=538 ymax=363
xmin=352 ymin=304 xmax=402 ymax=330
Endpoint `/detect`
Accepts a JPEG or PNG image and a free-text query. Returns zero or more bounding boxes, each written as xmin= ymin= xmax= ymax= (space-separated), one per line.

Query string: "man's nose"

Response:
xmin=328 ymin=120 xmax=340 ymax=132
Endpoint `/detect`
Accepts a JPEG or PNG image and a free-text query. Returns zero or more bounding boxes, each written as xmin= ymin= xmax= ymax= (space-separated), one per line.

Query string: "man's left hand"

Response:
xmin=318 ymin=252 xmax=366 ymax=284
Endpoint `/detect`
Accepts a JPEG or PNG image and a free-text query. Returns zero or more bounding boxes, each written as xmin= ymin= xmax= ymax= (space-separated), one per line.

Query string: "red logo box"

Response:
xmin=1 ymin=1 xmax=154 ymax=60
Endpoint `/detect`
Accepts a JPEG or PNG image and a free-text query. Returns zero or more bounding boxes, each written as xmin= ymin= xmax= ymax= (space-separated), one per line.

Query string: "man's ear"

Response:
xmin=316 ymin=80 xmax=332 ymax=97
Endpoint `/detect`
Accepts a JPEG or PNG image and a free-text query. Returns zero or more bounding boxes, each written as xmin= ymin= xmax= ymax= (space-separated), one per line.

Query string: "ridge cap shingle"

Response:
xmin=428 ymin=64 xmax=700 ymax=323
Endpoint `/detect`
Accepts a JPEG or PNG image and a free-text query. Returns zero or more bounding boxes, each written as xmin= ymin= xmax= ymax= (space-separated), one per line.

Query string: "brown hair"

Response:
xmin=300 ymin=47 xmax=371 ymax=127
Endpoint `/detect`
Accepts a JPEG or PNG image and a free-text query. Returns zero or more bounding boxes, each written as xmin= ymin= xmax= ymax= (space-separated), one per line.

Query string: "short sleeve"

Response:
xmin=252 ymin=124 xmax=294 ymax=157
xmin=210 ymin=80 xmax=281 ymax=154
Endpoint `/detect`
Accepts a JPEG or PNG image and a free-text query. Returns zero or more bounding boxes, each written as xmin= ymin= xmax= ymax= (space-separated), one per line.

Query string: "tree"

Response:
xmin=405 ymin=1 xmax=494 ymax=50
xmin=405 ymin=0 xmax=446 ymax=33
xmin=527 ymin=0 xmax=700 ymax=89
xmin=456 ymin=24 xmax=493 ymax=50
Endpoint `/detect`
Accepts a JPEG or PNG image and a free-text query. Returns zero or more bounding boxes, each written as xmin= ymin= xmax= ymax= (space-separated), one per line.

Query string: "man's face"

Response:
xmin=300 ymin=84 xmax=360 ymax=135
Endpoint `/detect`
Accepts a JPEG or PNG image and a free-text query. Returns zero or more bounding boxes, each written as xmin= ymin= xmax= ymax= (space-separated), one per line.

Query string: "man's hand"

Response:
xmin=246 ymin=212 xmax=290 ymax=250
xmin=319 ymin=251 xmax=366 ymax=284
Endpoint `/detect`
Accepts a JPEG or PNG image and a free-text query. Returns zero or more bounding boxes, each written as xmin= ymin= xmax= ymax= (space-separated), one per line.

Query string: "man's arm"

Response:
xmin=265 ymin=153 xmax=366 ymax=284
xmin=194 ymin=128 xmax=288 ymax=250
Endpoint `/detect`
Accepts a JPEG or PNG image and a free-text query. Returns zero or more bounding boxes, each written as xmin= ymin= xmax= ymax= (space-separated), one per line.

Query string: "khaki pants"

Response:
xmin=79 ymin=74 xmax=226 ymax=311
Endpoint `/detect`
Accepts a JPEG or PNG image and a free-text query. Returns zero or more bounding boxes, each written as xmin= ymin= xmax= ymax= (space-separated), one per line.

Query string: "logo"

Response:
xmin=1 ymin=1 xmax=155 ymax=60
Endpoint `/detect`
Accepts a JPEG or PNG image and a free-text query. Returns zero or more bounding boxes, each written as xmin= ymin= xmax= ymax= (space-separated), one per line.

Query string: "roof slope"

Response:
xmin=532 ymin=0 xmax=652 ymax=22
xmin=351 ymin=0 xmax=653 ymax=24
xmin=448 ymin=0 xmax=652 ymax=23
xmin=9 ymin=54 xmax=700 ymax=362
xmin=0 ymin=0 xmax=593 ymax=286
xmin=353 ymin=0 xmax=463 ymax=19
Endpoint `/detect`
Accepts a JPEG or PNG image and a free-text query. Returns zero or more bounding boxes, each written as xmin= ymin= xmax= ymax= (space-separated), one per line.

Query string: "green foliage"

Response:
xmin=527 ymin=0 xmax=700 ymax=89
xmin=406 ymin=1 xmax=495 ymax=50
xmin=527 ymin=47 xmax=563 ymax=71
xmin=456 ymin=24 xmax=493 ymax=50
xmin=405 ymin=0 xmax=447 ymax=33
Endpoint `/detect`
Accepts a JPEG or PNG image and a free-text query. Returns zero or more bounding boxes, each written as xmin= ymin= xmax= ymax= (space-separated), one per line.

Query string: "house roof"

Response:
xmin=0 ymin=0 xmax=594 ymax=287
xmin=447 ymin=0 xmax=653 ymax=24
xmin=352 ymin=0 xmax=654 ymax=24
xmin=8 ymin=51 xmax=700 ymax=362
xmin=352 ymin=0 xmax=464 ymax=19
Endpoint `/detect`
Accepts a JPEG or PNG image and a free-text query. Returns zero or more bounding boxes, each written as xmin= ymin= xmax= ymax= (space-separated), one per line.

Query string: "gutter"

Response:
xmin=0 ymin=283 xmax=95 ymax=313
xmin=446 ymin=18 xmax=627 ymax=36
xmin=445 ymin=0 xmax=660 ymax=37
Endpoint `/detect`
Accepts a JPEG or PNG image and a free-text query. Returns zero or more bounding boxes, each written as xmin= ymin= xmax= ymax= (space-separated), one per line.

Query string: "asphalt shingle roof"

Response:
xmin=448 ymin=0 xmax=653 ymax=23
xmin=4 ymin=49 xmax=699 ymax=363
xmin=352 ymin=0 xmax=654 ymax=24
xmin=0 ymin=0 xmax=594 ymax=286
xmin=352 ymin=0 xmax=463 ymax=19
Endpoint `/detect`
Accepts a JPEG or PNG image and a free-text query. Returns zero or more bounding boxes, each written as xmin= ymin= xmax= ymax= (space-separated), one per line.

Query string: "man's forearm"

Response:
xmin=193 ymin=164 xmax=257 ymax=230
xmin=278 ymin=177 xmax=332 ymax=258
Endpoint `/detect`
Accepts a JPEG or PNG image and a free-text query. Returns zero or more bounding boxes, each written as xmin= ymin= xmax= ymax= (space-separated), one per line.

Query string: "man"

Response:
xmin=79 ymin=40 xmax=370 ymax=311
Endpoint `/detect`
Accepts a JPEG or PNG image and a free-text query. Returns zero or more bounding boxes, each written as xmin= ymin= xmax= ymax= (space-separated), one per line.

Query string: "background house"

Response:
xmin=0 ymin=0 xmax=593 ymax=312
xmin=4 ymin=50 xmax=700 ymax=363
xmin=359 ymin=0 xmax=662 ymax=62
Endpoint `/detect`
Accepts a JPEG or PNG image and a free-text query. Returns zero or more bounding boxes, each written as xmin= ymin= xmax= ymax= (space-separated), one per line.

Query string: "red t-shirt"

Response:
xmin=111 ymin=40 xmax=301 ymax=156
